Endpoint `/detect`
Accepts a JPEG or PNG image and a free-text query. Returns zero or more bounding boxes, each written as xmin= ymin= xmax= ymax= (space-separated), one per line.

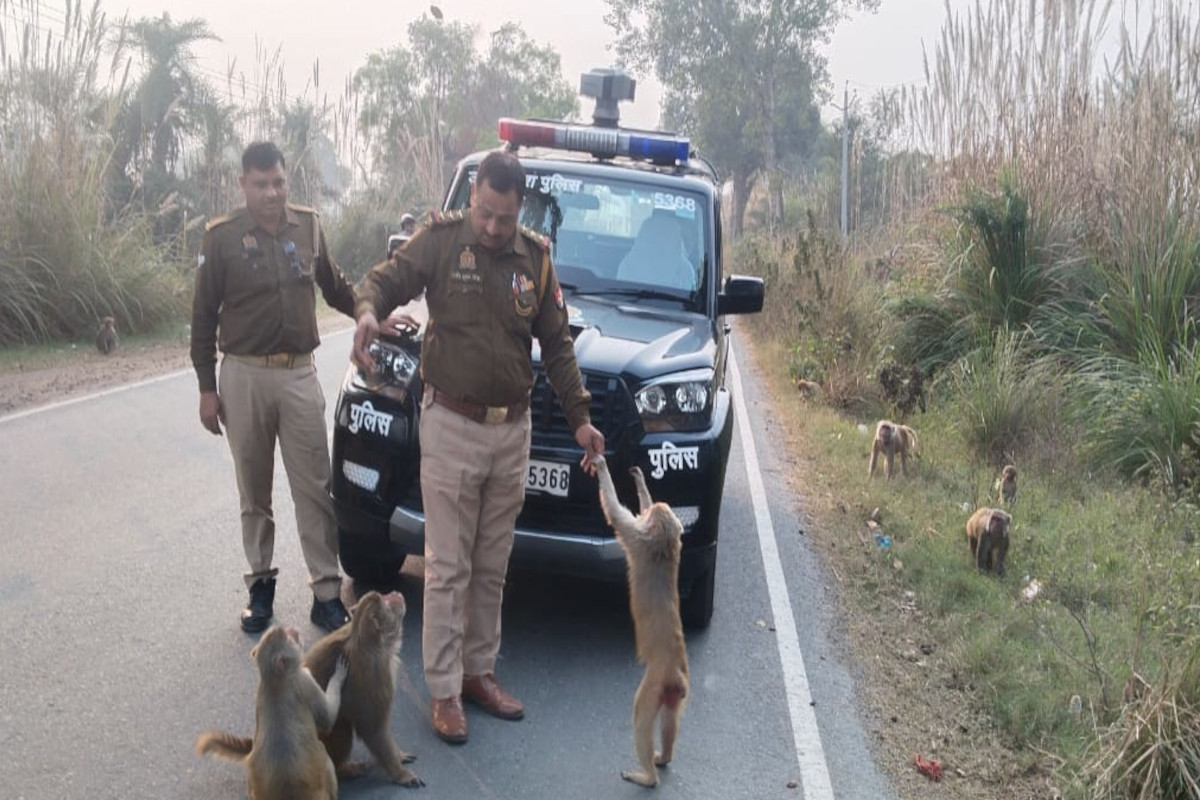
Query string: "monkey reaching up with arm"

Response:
xmin=594 ymin=455 xmax=689 ymax=788
xmin=303 ymin=590 xmax=423 ymax=788
xmin=195 ymin=625 xmax=348 ymax=800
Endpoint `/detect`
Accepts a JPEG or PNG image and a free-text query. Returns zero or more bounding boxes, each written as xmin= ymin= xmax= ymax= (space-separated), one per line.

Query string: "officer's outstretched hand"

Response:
xmin=352 ymin=311 xmax=380 ymax=374
xmin=575 ymin=423 xmax=605 ymax=475
xmin=199 ymin=390 xmax=224 ymax=436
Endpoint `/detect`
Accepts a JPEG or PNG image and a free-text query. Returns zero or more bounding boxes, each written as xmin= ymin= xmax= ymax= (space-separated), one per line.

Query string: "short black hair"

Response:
xmin=242 ymin=141 xmax=286 ymax=174
xmin=476 ymin=151 xmax=526 ymax=200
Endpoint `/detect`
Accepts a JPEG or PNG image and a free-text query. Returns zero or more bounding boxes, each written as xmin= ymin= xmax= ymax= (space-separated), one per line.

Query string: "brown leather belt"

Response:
xmin=427 ymin=385 xmax=529 ymax=425
xmin=226 ymin=352 xmax=314 ymax=369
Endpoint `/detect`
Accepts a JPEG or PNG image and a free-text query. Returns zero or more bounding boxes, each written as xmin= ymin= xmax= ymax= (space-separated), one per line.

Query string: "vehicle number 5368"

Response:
xmin=526 ymin=459 xmax=570 ymax=497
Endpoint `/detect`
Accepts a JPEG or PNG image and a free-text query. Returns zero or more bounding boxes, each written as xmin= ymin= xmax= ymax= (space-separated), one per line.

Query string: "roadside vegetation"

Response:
xmin=724 ymin=1 xmax=1200 ymax=797
xmin=0 ymin=0 xmax=575 ymax=347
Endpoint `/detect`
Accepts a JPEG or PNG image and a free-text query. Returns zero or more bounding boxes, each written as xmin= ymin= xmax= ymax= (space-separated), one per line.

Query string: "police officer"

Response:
xmin=352 ymin=151 xmax=605 ymax=743
xmin=399 ymin=212 xmax=418 ymax=237
xmin=191 ymin=141 xmax=357 ymax=635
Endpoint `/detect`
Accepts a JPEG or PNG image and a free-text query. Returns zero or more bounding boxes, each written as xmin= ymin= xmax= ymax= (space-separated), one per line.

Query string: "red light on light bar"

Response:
xmin=498 ymin=118 xmax=557 ymax=147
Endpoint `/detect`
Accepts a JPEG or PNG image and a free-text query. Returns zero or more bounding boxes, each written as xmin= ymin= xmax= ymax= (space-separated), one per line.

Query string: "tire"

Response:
xmin=679 ymin=558 xmax=715 ymax=629
xmin=337 ymin=533 xmax=406 ymax=587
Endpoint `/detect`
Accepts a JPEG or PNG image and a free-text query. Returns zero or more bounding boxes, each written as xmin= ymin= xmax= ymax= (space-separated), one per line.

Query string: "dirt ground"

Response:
xmin=0 ymin=326 xmax=1056 ymax=799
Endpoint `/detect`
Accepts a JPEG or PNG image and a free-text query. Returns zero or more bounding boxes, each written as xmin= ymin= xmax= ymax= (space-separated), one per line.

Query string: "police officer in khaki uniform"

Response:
xmin=191 ymin=141 xmax=357 ymax=635
xmin=352 ymin=151 xmax=605 ymax=743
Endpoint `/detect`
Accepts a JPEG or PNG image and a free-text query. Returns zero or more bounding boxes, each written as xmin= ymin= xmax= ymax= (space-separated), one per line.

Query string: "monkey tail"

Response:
xmin=195 ymin=730 xmax=253 ymax=761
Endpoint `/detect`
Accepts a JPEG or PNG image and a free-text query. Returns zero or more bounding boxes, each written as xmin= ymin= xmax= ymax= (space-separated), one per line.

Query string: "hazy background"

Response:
xmin=84 ymin=0 xmax=954 ymax=129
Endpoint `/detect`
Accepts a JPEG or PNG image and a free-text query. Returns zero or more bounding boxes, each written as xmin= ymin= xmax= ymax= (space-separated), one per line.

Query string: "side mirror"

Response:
xmin=717 ymin=275 xmax=764 ymax=315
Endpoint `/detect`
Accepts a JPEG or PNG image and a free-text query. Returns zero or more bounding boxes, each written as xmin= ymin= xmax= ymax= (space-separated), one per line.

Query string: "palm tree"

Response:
xmin=109 ymin=13 xmax=218 ymax=212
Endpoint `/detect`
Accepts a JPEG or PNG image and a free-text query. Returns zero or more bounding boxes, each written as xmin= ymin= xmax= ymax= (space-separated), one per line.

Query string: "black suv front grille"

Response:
xmin=530 ymin=369 xmax=637 ymax=445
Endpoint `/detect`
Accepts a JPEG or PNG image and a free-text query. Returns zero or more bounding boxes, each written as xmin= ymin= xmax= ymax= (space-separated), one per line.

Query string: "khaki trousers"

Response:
xmin=219 ymin=356 xmax=342 ymax=601
xmin=418 ymin=393 xmax=531 ymax=699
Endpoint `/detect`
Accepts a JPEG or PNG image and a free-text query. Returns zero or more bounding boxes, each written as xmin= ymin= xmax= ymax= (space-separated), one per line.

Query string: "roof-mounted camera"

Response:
xmin=580 ymin=67 xmax=636 ymax=129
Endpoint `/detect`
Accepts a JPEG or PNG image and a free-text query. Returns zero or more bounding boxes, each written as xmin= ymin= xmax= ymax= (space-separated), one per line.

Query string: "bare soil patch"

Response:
xmin=0 ymin=312 xmax=354 ymax=416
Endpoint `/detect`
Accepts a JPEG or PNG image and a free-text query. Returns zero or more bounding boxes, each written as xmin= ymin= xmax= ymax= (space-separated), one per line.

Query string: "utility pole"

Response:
xmin=840 ymin=81 xmax=849 ymax=240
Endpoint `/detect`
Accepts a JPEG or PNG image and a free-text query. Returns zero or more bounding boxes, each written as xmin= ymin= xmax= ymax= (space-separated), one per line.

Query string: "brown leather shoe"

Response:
xmin=462 ymin=673 xmax=525 ymax=720
xmin=431 ymin=696 xmax=468 ymax=743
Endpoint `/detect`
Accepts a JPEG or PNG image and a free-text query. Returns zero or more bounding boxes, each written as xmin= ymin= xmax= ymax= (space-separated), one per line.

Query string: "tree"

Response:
xmin=350 ymin=14 xmax=578 ymax=210
xmin=108 ymin=12 xmax=218 ymax=226
xmin=604 ymin=0 xmax=879 ymax=232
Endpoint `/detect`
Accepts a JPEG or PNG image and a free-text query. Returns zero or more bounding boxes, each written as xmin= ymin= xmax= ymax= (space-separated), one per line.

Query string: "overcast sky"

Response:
xmin=80 ymin=0 xmax=952 ymax=130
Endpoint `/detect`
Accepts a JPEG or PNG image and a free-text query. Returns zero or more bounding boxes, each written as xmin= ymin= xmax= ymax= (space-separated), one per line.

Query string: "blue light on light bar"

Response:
xmin=499 ymin=118 xmax=690 ymax=165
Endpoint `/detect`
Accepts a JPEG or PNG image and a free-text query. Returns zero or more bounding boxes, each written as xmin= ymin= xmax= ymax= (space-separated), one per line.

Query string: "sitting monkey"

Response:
xmin=995 ymin=465 xmax=1017 ymax=505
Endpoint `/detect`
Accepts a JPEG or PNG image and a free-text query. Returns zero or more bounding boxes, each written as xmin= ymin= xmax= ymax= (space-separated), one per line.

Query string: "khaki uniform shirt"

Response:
xmin=190 ymin=204 xmax=357 ymax=392
xmin=355 ymin=211 xmax=592 ymax=431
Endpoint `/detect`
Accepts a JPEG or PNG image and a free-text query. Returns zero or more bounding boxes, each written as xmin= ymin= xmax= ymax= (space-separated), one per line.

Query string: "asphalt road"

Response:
xmin=0 ymin=328 xmax=897 ymax=800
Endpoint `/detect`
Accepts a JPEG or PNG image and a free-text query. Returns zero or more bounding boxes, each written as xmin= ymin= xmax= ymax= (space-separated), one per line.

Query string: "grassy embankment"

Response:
xmin=733 ymin=2 xmax=1200 ymax=797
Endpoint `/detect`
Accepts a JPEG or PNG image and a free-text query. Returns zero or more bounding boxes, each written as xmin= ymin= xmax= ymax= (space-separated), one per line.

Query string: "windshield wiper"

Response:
xmin=569 ymin=287 xmax=692 ymax=303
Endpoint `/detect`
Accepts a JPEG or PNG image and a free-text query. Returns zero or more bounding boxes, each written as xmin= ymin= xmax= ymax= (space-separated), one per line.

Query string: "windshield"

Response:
xmin=450 ymin=165 xmax=709 ymax=309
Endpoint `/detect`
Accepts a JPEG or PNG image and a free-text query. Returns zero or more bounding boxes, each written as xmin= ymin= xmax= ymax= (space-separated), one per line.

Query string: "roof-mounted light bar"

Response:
xmin=498 ymin=118 xmax=690 ymax=166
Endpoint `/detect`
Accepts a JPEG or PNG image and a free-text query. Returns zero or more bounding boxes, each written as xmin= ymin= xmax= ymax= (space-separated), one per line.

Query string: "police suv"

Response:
xmin=331 ymin=69 xmax=764 ymax=627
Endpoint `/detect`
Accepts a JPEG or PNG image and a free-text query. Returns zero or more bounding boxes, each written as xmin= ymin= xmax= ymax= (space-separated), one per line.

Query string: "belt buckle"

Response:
xmin=484 ymin=405 xmax=508 ymax=425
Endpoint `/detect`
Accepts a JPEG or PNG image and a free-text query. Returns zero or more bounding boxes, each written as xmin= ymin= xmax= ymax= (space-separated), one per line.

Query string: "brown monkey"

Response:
xmin=966 ymin=507 xmax=1013 ymax=577
xmin=868 ymin=420 xmax=918 ymax=479
xmin=95 ymin=316 xmax=119 ymax=354
xmin=795 ymin=378 xmax=821 ymax=399
xmin=303 ymin=590 xmax=424 ymax=788
xmin=594 ymin=455 xmax=689 ymax=788
xmin=995 ymin=465 xmax=1018 ymax=505
xmin=195 ymin=625 xmax=348 ymax=800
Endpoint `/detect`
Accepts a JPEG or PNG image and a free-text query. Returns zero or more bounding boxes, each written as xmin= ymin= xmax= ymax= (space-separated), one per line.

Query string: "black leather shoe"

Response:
xmin=310 ymin=595 xmax=350 ymax=633
xmin=241 ymin=578 xmax=275 ymax=633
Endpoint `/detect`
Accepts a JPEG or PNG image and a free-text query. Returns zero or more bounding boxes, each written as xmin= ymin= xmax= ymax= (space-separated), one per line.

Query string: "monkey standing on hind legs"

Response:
xmin=95 ymin=316 xmax=119 ymax=354
xmin=593 ymin=455 xmax=689 ymax=788
xmin=195 ymin=625 xmax=348 ymax=800
xmin=868 ymin=420 xmax=918 ymax=479
xmin=303 ymin=590 xmax=424 ymax=788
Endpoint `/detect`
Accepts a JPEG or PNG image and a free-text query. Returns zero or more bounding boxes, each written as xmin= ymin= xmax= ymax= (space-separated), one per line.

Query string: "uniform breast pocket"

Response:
xmin=513 ymin=289 xmax=538 ymax=319
xmin=283 ymin=241 xmax=313 ymax=280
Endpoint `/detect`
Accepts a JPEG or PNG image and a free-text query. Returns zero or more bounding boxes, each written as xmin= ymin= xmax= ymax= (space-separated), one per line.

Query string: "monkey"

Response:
xmin=95 ymin=316 xmax=119 ymax=354
xmin=795 ymin=378 xmax=821 ymax=399
xmin=868 ymin=420 xmax=918 ymax=479
xmin=195 ymin=625 xmax=348 ymax=800
xmin=995 ymin=465 xmax=1018 ymax=505
xmin=593 ymin=455 xmax=689 ymax=788
xmin=302 ymin=590 xmax=424 ymax=788
xmin=965 ymin=507 xmax=1013 ymax=577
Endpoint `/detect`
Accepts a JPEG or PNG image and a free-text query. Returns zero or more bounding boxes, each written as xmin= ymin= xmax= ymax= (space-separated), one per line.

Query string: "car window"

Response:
xmin=450 ymin=167 xmax=708 ymax=302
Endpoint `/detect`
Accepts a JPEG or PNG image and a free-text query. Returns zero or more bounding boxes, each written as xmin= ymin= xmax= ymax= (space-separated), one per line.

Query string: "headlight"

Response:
xmin=349 ymin=339 xmax=420 ymax=402
xmin=634 ymin=368 xmax=714 ymax=432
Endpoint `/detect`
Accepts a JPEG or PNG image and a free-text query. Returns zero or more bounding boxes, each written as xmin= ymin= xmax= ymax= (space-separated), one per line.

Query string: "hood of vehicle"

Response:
xmin=532 ymin=294 xmax=717 ymax=380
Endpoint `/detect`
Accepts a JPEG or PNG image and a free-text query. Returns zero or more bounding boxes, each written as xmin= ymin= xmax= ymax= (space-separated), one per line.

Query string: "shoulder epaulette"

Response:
xmin=422 ymin=209 xmax=464 ymax=229
xmin=519 ymin=225 xmax=550 ymax=250
xmin=204 ymin=212 xmax=237 ymax=232
xmin=287 ymin=202 xmax=319 ymax=217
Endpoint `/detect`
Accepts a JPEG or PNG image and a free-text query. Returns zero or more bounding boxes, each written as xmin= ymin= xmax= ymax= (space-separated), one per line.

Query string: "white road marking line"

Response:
xmin=729 ymin=342 xmax=835 ymax=800
xmin=0 ymin=327 xmax=356 ymax=427
xmin=0 ymin=368 xmax=193 ymax=425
